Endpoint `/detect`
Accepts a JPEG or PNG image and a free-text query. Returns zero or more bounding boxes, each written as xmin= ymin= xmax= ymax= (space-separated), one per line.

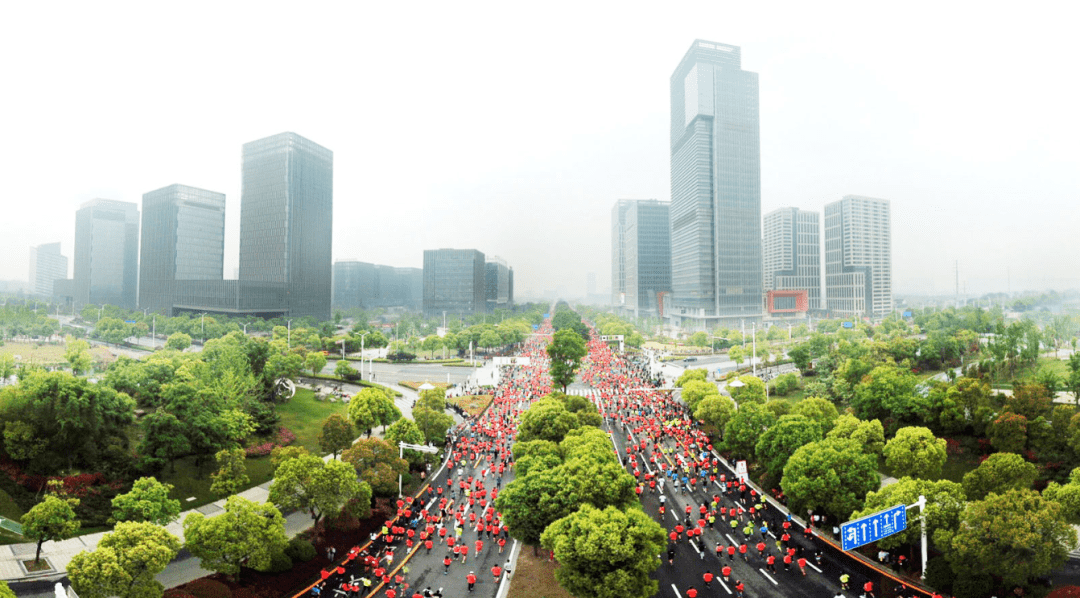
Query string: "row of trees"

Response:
xmin=496 ymin=394 xmax=665 ymax=598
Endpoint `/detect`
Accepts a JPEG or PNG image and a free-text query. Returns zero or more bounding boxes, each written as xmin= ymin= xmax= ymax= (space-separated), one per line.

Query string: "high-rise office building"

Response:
xmin=239 ymin=132 xmax=333 ymax=320
xmin=139 ymin=184 xmax=226 ymax=313
xmin=485 ymin=256 xmax=511 ymax=312
xmin=611 ymin=200 xmax=631 ymax=308
xmin=669 ymin=40 xmax=763 ymax=329
xmin=824 ymin=195 xmax=892 ymax=318
xmin=423 ymin=249 xmax=486 ymax=317
xmin=29 ymin=243 xmax=68 ymax=297
xmin=64 ymin=199 xmax=140 ymax=309
xmin=612 ymin=199 xmax=672 ymax=317
xmin=763 ymin=207 xmax=821 ymax=312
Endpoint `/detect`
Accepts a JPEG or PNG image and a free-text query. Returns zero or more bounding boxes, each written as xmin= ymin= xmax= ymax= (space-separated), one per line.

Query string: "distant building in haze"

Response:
xmin=668 ymin=40 xmax=763 ymax=329
xmin=824 ymin=195 xmax=892 ymax=318
xmin=138 ymin=184 xmax=226 ymax=314
xmin=29 ymin=243 xmax=67 ymax=298
xmin=423 ymin=249 xmax=487 ymax=317
xmin=239 ymin=132 xmax=333 ymax=320
xmin=763 ymin=207 xmax=820 ymax=315
xmin=611 ymin=199 xmax=671 ymax=317
xmin=485 ymin=256 xmax=512 ymax=312
xmin=57 ymin=199 xmax=140 ymax=309
xmin=333 ymin=260 xmax=422 ymax=311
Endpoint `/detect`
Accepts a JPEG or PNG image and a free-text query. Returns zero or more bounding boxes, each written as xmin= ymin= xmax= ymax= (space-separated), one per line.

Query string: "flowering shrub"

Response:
xmin=944 ymin=438 xmax=963 ymax=456
xmin=245 ymin=426 xmax=297 ymax=457
xmin=0 ymin=458 xmax=117 ymax=496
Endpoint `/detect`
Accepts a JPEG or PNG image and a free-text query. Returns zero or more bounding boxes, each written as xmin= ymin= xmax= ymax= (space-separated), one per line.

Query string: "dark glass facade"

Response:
xmin=669 ymin=40 xmax=763 ymax=328
xmin=484 ymin=256 xmax=511 ymax=311
xmin=333 ymin=261 xmax=422 ymax=310
xmin=423 ymin=249 xmax=486 ymax=317
xmin=139 ymin=184 xmax=226 ymax=313
xmin=625 ymin=200 xmax=672 ymax=317
xmin=239 ymin=132 xmax=333 ymax=320
xmin=71 ymin=199 xmax=140 ymax=309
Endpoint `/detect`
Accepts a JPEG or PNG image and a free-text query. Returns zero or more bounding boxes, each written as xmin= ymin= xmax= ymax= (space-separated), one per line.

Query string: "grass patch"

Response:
xmin=277 ymin=388 xmax=348 ymax=454
xmin=398 ymin=381 xmax=451 ymax=391
xmin=506 ymin=548 xmax=575 ymax=598
xmin=158 ymin=454 xmax=276 ymax=509
xmin=447 ymin=394 xmax=494 ymax=418
xmin=300 ymin=374 xmax=402 ymax=396
xmin=0 ymin=486 xmax=25 ymax=522
xmin=0 ymin=340 xmax=111 ymax=367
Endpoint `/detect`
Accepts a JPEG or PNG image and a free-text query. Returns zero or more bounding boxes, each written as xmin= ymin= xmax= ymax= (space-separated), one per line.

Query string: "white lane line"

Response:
xmin=725 ymin=534 xmax=738 ymax=545
xmin=716 ymin=578 xmax=733 ymax=595
xmin=670 ymin=584 xmax=683 ymax=598
xmin=808 ymin=561 xmax=822 ymax=573
xmin=690 ymin=540 xmax=701 ymax=554
xmin=758 ymin=568 xmax=779 ymax=585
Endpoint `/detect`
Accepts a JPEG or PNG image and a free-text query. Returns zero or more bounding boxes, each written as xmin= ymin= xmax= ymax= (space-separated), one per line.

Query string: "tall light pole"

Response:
xmin=152 ymin=315 xmax=156 ymax=347
xmin=358 ymin=332 xmax=369 ymax=379
xmin=752 ymin=323 xmax=757 ymax=377
xmin=286 ymin=319 xmax=293 ymax=350
xmin=201 ymin=312 xmax=206 ymax=344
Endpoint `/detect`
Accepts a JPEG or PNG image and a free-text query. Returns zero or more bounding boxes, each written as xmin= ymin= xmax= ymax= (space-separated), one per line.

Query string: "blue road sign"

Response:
xmin=840 ymin=504 xmax=907 ymax=551
xmin=842 ymin=321 xmax=854 ymax=329
xmin=903 ymin=311 xmax=913 ymax=318
xmin=532 ymin=325 xmax=539 ymax=330
xmin=543 ymin=313 xmax=550 ymax=319
xmin=124 ymin=320 xmax=137 ymax=324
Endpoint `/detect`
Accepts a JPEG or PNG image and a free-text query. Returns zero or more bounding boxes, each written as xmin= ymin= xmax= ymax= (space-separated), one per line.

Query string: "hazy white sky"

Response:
xmin=2 ymin=1 xmax=1077 ymax=298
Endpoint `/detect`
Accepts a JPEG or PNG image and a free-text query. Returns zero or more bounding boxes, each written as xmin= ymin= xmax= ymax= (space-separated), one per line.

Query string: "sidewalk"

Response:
xmin=0 ymin=379 xmax=450 ymax=586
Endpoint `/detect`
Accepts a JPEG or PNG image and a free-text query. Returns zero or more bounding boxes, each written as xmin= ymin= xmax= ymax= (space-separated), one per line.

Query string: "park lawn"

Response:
xmin=277 ymin=388 xmax=349 ymax=455
xmin=399 ymin=380 xmax=451 ymax=391
xmin=0 ymin=340 xmax=112 ymax=367
xmin=506 ymin=548 xmax=576 ymax=598
xmin=160 ymin=454 xmax=276 ymax=509
xmin=0 ymin=486 xmax=24 ymax=522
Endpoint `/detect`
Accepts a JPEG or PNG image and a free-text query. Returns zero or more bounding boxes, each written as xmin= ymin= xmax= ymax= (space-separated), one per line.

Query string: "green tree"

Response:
xmin=2 ymin=420 xmax=46 ymax=461
xmin=305 ymin=351 xmax=327 ymax=377
xmin=689 ymin=331 xmax=708 ymax=347
xmin=853 ymin=477 xmax=965 ymax=550
xmin=547 ymin=329 xmax=587 ymax=391
xmin=987 ymin=412 xmax=1029 ymax=454
xmin=0 ymin=354 xmax=15 ymax=384
xmin=755 ymin=414 xmax=823 ymax=482
xmin=674 ymin=368 xmax=707 ymax=387
xmin=269 ymin=454 xmax=369 ymax=532
xmin=517 ymin=398 xmax=581 ymax=443
xmin=781 ymin=437 xmax=880 ymax=521
xmin=346 ymin=388 xmax=380 ymax=435
xmin=413 ymin=405 xmax=455 ymax=446
xmin=720 ymin=402 xmax=777 ymax=460
xmin=384 ymin=418 xmax=426 ymax=464
xmin=111 ymin=477 xmax=181 ymax=526
xmin=209 ymin=448 xmax=249 ymax=498
xmin=962 ymin=452 xmax=1038 ymax=501
xmin=1067 ymin=352 xmax=1080 ymax=405
xmin=826 ymin=414 xmax=885 ymax=455
xmin=369 ymin=391 xmax=402 ymax=433
xmin=790 ymin=396 xmax=840 ymax=434
xmin=940 ymin=489 xmax=1076 ymax=589
xmin=680 ymin=379 xmax=718 ymax=412
xmin=67 ymin=521 xmax=181 ymax=598
xmin=334 ymin=359 xmax=358 ymax=381
xmin=0 ymin=582 xmax=13 ymax=598
xmin=341 ymin=438 xmax=408 ymax=497
xmin=164 ymin=332 xmax=191 ymax=351
xmin=1043 ymin=469 xmax=1080 ymax=522
xmin=64 ymin=339 xmax=93 ymax=375
xmin=883 ymin=426 xmax=947 ymax=480
xmin=1005 ymin=383 xmax=1053 ymax=420
xmin=22 ymin=494 xmax=80 ymax=564
xmin=728 ymin=346 xmax=745 ymax=369
xmin=318 ymin=413 xmax=355 ymax=458
xmin=694 ymin=394 xmax=736 ymax=436
xmin=183 ymin=496 xmax=288 ymax=582
xmin=497 ymin=456 xmax=636 ymax=546
xmin=852 ymin=364 xmax=924 ymax=423
xmin=416 ymin=387 xmax=447 ymax=411
xmin=728 ymin=375 xmax=766 ymax=404
xmin=540 ymin=504 xmax=666 ymax=598
xmin=136 ymin=411 xmax=190 ymax=473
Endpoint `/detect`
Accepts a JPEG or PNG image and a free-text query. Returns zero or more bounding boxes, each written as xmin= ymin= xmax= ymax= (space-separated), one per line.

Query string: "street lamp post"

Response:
xmin=286 ymin=319 xmax=293 ymax=350
xmin=358 ymin=332 xmax=369 ymax=379
xmin=397 ymin=442 xmax=439 ymax=497
xmin=752 ymin=323 xmax=757 ymax=377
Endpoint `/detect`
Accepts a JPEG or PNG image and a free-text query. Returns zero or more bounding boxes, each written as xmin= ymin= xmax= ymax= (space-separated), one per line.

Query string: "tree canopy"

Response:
xmin=883 ymin=426 xmax=947 ymax=480
xmin=111 ymin=477 xmax=181 ymax=526
xmin=547 ymin=329 xmax=587 ymax=391
xmin=68 ymin=521 xmax=181 ymax=598
xmin=183 ymin=496 xmax=289 ymax=581
xmin=961 ymin=452 xmax=1038 ymax=501
xmin=781 ymin=437 xmax=880 ymax=521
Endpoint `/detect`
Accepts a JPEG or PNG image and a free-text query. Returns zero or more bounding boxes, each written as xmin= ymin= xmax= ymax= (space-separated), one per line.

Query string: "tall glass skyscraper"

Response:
xmin=423 ymin=249 xmax=487 ymax=317
xmin=669 ymin=40 xmax=763 ymax=329
xmin=139 ymin=184 xmax=226 ymax=313
xmin=70 ymin=199 xmax=140 ymax=309
xmin=239 ymin=132 xmax=333 ymax=320
xmin=611 ymin=199 xmax=672 ymax=318
xmin=763 ymin=207 xmax=821 ymax=311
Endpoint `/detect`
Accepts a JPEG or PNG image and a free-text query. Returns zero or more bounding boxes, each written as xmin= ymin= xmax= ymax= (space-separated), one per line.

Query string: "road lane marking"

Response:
xmin=758 ymin=568 xmax=779 ymax=585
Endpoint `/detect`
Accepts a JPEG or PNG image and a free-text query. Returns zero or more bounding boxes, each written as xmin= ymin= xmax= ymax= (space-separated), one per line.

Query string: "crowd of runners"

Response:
xmin=300 ymin=316 xmax=932 ymax=598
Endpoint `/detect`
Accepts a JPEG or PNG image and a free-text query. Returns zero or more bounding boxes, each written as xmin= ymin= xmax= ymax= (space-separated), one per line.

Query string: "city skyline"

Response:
xmin=2 ymin=3 xmax=1077 ymax=298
